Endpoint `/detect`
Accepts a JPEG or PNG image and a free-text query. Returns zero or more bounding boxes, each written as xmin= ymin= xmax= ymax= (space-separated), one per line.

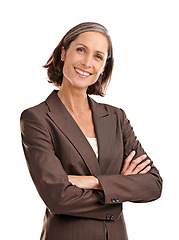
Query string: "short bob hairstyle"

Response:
xmin=43 ymin=22 xmax=114 ymax=96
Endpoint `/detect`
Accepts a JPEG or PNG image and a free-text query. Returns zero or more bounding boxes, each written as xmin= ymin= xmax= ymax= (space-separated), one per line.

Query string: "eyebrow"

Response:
xmin=76 ymin=43 xmax=106 ymax=56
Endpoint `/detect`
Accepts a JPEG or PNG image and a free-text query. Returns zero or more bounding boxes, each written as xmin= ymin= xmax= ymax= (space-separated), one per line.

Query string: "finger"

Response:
xmin=139 ymin=165 xmax=151 ymax=174
xmin=121 ymin=151 xmax=136 ymax=174
xmin=126 ymin=154 xmax=147 ymax=174
xmin=133 ymin=159 xmax=151 ymax=174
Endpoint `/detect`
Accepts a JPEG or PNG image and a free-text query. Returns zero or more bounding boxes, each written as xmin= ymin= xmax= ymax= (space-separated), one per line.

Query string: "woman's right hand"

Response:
xmin=120 ymin=151 xmax=151 ymax=175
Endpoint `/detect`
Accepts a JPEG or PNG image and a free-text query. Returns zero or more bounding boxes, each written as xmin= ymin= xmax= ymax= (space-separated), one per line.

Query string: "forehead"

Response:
xmin=72 ymin=31 xmax=108 ymax=53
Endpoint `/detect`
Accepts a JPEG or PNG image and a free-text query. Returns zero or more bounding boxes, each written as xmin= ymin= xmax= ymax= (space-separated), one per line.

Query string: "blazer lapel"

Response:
xmin=45 ymin=90 xmax=101 ymax=176
xmin=89 ymin=97 xmax=117 ymax=174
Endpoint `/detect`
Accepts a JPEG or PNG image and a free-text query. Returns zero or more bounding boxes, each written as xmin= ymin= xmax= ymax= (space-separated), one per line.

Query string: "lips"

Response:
xmin=74 ymin=68 xmax=91 ymax=77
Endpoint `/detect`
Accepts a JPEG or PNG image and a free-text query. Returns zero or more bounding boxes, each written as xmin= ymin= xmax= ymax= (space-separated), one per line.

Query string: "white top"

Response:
xmin=86 ymin=137 xmax=98 ymax=158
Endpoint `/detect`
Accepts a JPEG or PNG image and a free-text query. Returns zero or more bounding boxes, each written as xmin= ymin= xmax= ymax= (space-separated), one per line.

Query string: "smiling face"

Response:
xmin=61 ymin=31 xmax=109 ymax=92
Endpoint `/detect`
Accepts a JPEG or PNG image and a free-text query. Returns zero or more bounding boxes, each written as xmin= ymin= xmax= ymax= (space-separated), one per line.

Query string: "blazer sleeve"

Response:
xmin=96 ymin=109 xmax=163 ymax=204
xmin=20 ymin=109 xmax=110 ymax=218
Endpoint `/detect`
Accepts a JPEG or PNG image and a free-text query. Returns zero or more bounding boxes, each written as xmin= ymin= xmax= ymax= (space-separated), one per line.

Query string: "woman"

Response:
xmin=20 ymin=22 xmax=162 ymax=240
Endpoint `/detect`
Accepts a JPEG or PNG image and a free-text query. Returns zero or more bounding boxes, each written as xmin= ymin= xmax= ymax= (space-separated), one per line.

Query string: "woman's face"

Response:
xmin=61 ymin=31 xmax=108 ymax=91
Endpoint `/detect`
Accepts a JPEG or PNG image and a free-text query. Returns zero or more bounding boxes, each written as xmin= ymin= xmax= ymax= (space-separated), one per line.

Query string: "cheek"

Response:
xmin=63 ymin=51 xmax=76 ymax=70
xmin=62 ymin=58 xmax=74 ymax=76
xmin=95 ymin=62 xmax=105 ymax=75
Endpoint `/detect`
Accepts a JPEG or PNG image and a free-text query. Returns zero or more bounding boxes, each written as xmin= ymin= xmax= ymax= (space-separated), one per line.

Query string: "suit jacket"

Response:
xmin=20 ymin=90 xmax=162 ymax=240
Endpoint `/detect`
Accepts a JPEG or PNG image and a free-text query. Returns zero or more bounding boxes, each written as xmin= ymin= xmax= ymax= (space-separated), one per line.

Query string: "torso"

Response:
xmin=69 ymin=109 xmax=96 ymax=138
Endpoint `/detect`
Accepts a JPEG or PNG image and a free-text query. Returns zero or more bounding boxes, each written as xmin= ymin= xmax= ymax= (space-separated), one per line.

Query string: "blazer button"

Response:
xmin=115 ymin=197 xmax=119 ymax=203
xmin=106 ymin=214 xmax=114 ymax=221
xmin=111 ymin=198 xmax=116 ymax=203
xmin=106 ymin=214 xmax=111 ymax=221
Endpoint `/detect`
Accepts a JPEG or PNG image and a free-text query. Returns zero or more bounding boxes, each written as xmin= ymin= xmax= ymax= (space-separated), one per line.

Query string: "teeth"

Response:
xmin=75 ymin=68 xmax=90 ymax=76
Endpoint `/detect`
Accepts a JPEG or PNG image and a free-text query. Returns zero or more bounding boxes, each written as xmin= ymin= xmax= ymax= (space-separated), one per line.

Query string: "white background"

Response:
xmin=1 ymin=0 xmax=178 ymax=239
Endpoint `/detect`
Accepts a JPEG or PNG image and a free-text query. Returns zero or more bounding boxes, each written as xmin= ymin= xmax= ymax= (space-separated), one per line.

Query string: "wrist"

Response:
xmin=92 ymin=176 xmax=103 ymax=190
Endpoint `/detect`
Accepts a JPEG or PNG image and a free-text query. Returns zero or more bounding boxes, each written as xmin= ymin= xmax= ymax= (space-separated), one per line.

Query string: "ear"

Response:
xmin=61 ymin=46 xmax=66 ymax=61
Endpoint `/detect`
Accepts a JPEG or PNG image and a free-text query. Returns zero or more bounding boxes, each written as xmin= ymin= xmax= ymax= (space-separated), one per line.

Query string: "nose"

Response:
xmin=82 ymin=54 xmax=92 ymax=68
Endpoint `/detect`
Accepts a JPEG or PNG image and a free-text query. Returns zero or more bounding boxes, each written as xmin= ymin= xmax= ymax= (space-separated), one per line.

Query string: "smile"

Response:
xmin=74 ymin=68 xmax=91 ymax=77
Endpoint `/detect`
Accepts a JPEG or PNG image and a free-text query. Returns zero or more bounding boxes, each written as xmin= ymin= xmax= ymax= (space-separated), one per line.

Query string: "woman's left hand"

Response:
xmin=68 ymin=175 xmax=103 ymax=190
xmin=120 ymin=151 xmax=151 ymax=175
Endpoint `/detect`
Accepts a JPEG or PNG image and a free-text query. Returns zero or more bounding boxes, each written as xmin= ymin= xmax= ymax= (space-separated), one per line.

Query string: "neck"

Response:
xmin=57 ymin=82 xmax=90 ymax=115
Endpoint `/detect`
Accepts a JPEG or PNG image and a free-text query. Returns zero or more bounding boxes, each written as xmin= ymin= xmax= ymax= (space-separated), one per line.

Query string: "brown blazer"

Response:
xmin=20 ymin=90 xmax=162 ymax=240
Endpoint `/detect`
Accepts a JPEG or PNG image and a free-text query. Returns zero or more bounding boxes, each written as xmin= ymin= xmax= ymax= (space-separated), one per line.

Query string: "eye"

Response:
xmin=77 ymin=47 xmax=85 ymax=53
xmin=95 ymin=54 xmax=103 ymax=61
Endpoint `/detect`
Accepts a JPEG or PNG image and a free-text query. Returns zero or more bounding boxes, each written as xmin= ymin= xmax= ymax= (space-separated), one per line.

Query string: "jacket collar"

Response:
xmin=45 ymin=90 xmax=116 ymax=175
xmin=45 ymin=90 xmax=108 ymax=118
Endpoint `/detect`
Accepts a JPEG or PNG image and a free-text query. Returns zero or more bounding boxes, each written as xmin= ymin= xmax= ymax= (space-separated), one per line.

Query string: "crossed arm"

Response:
xmin=68 ymin=150 xmax=151 ymax=190
xmin=21 ymin=107 xmax=162 ymax=217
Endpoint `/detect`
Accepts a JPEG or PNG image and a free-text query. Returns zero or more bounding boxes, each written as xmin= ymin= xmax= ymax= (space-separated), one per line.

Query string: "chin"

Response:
xmin=72 ymin=78 xmax=96 ymax=89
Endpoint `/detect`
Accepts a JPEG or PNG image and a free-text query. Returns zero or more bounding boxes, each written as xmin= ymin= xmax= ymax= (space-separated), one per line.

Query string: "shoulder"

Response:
xmin=20 ymin=91 xmax=56 ymax=120
xmin=89 ymin=96 xmax=126 ymax=119
xmin=20 ymin=101 xmax=48 ymax=121
xmin=101 ymin=103 xmax=128 ymax=126
xmin=102 ymin=102 xmax=125 ymax=116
